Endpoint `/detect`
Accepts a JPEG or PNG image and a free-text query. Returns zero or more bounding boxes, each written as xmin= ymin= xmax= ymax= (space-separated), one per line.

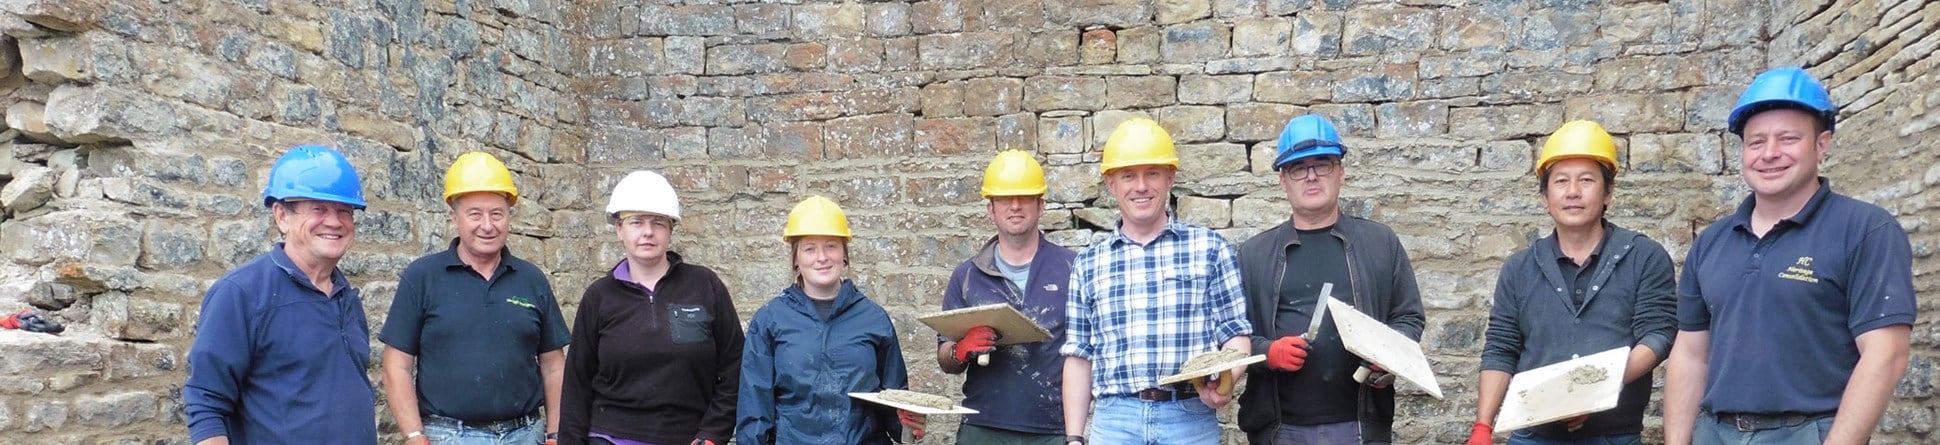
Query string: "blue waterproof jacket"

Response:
xmin=737 ymin=280 xmax=908 ymax=445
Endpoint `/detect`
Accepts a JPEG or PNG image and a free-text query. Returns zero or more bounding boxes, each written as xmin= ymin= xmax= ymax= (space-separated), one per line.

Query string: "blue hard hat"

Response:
xmin=1727 ymin=67 xmax=1836 ymax=136
xmin=1273 ymin=114 xmax=1346 ymax=170
xmin=262 ymin=145 xmax=367 ymax=209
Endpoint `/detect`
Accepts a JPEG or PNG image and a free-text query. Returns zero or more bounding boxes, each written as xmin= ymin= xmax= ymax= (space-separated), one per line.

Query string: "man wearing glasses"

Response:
xmin=1235 ymin=115 xmax=1426 ymax=445
xmin=381 ymin=152 xmax=571 ymax=445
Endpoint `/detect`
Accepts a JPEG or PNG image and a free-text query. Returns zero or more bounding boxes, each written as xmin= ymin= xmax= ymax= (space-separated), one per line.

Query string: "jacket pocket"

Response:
xmin=669 ymin=303 xmax=713 ymax=344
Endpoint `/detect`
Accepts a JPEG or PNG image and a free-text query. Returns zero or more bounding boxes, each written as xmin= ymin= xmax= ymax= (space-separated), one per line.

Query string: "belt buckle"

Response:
xmin=1732 ymin=415 xmax=1755 ymax=432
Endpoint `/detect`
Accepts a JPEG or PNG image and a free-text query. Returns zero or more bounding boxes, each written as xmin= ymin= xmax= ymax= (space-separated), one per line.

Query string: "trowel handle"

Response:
xmin=976 ymin=352 xmax=990 ymax=366
xmin=1353 ymin=366 xmax=1372 ymax=383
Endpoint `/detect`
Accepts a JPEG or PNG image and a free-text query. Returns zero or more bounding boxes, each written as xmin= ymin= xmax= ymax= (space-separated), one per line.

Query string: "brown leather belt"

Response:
xmin=1134 ymin=384 xmax=1198 ymax=402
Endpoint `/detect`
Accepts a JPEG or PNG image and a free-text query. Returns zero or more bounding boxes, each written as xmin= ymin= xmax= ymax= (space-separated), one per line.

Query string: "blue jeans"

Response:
xmin=423 ymin=415 xmax=543 ymax=445
xmin=1692 ymin=413 xmax=1833 ymax=445
xmin=1509 ymin=430 xmax=1642 ymax=445
xmin=1274 ymin=421 xmax=1382 ymax=445
xmin=1087 ymin=396 xmax=1219 ymax=445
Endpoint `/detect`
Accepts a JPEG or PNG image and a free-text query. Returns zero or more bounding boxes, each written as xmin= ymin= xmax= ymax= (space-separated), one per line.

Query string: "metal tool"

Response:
xmin=1303 ymin=282 xmax=1334 ymax=344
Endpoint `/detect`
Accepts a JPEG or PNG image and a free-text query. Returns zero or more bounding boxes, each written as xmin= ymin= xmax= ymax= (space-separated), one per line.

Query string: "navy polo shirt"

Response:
xmin=1678 ymin=178 xmax=1916 ymax=414
xmin=380 ymin=239 xmax=572 ymax=421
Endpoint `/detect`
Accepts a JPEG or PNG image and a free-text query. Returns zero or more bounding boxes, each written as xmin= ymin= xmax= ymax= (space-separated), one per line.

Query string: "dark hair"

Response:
xmin=1538 ymin=162 xmax=1616 ymax=195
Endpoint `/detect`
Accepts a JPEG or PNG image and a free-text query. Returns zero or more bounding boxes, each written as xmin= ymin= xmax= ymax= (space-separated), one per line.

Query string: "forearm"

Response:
xmin=1662 ymin=331 xmax=1709 ymax=445
xmin=1223 ymin=336 xmax=1251 ymax=379
xmin=1825 ymin=326 xmax=1911 ymax=445
xmin=1061 ymin=356 xmax=1092 ymax=436
xmin=1474 ymin=370 xmax=1510 ymax=426
xmin=380 ymin=348 xmax=425 ymax=437
xmin=194 ymin=438 xmax=230 ymax=445
xmin=1622 ymin=344 xmax=1661 ymax=385
xmin=541 ymin=349 xmax=566 ymax=434
xmin=937 ymin=340 xmax=967 ymax=374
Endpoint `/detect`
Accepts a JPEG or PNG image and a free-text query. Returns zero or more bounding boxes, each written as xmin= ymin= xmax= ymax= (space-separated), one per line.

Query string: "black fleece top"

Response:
xmin=560 ymin=252 xmax=744 ymax=445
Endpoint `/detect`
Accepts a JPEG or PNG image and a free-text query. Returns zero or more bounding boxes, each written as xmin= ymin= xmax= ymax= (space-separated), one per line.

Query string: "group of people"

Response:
xmin=179 ymin=65 xmax=1911 ymax=445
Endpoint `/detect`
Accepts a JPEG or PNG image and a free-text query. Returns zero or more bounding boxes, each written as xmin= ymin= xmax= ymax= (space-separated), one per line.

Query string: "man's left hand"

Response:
xmin=1564 ymin=415 xmax=1588 ymax=431
xmin=1193 ymin=369 xmax=1235 ymax=409
xmin=898 ymin=409 xmax=927 ymax=441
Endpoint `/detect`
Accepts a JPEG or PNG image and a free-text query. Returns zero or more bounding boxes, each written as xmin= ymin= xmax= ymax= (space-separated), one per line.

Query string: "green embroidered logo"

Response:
xmin=505 ymin=296 xmax=536 ymax=308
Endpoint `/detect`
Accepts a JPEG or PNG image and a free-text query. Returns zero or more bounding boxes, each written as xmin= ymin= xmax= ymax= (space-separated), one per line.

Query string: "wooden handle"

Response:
xmin=976 ymin=353 xmax=990 ymax=366
xmin=1353 ymin=366 xmax=1371 ymax=383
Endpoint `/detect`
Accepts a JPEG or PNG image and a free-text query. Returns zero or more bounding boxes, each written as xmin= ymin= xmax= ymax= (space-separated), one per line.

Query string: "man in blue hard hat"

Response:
xmin=183 ymin=145 xmax=378 ymax=445
xmin=1235 ymin=114 xmax=1425 ymax=445
xmin=1664 ymin=67 xmax=1915 ymax=445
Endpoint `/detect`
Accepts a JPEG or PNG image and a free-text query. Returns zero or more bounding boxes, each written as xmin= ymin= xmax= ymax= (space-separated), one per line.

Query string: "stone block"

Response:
xmin=1177 ymin=142 xmax=1249 ymax=183
xmin=645 ymin=4 xmax=735 ymax=36
xmin=1479 ymin=140 xmax=1536 ymax=173
xmin=45 ymin=85 xmax=178 ymax=144
xmin=1375 ymin=101 xmax=1450 ymax=138
xmin=1447 ymin=104 xmax=1565 ymax=140
xmin=884 ymin=37 xmax=921 ymax=71
xmin=1038 ymin=116 xmax=1088 ymax=155
xmin=21 ymin=399 xmax=65 ymax=432
xmin=784 ymin=43 xmax=827 ymax=70
xmin=1438 ymin=8 xmax=1512 ymax=52
xmin=209 ymin=219 xmax=270 ymax=269
xmin=0 ymin=166 xmax=51 ymax=213
xmin=584 ymin=127 xmax=663 ymax=163
xmin=663 ymin=36 xmax=704 ymax=75
xmin=1073 ymin=206 xmax=1118 ymax=229
xmin=1160 ymin=22 xmax=1230 ymax=62
xmin=1333 ymin=64 xmax=1417 ymax=103
xmin=906 ymin=175 xmax=982 ymax=207
xmin=867 ymin=2 xmax=913 ymax=36
xmin=1158 ymin=105 xmax=1225 ymax=144
xmin=17 ymin=35 xmax=89 ymax=83
xmin=92 ymin=292 xmax=184 ymax=342
xmin=71 ymin=391 xmax=155 ymax=428
xmin=139 ymin=220 xmax=204 ymax=269
xmin=921 ymin=82 xmax=964 ymax=118
xmin=1176 ymin=195 xmax=1232 ymax=228
xmin=1080 ymin=29 xmax=1117 ymax=64
xmin=1024 ymin=76 xmax=1107 ymax=112
xmin=748 ymin=88 xmax=911 ymax=122
xmin=1481 ymin=70 xmax=1595 ymax=101
xmin=1106 ymin=76 xmax=1177 ymax=109
xmin=1156 ymin=0 xmax=1211 ymax=24
xmin=910 ymin=0 xmax=968 ymax=34
xmin=1684 ymin=86 xmax=1739 ymax=133
xmin=1628 ymin=132 xmax=1723 ymax=174
xmin=23 ymin=281 xmax=77 ymax=310
xmin=822 ymin=113 xmax=914 ymax=159
xmin=735 ymin=3 xmax=790 ymax=36
xmin=1018 ymin=30 xmax=1080 ymax=67
xmin=994 ymin=112 xmax=1036 ymax=150
xmin=664 ymin=127 xmax=707 ymax=160
xmin=1291 ymin=11 xmax=1343 ymax=57
xmin=1 ymin=0 xmax=102 ymax=32
xmin=337 ymin=110 xmax=420 ymax=150
xmin=705 ymin=43 xmax=788 ymax=75
xmin=1564 ymin=93 xmax=1685 ymax=133
xmin=1044 ymin=0 xmax=1151 ymax=28
xmin=1233 ymin=17 xmax=1292 ymax=57
xmin=1226 ymin=102 xmax=1303 ymax=141
xmin=1231 ymin=191 xmax=1288 ymax=228
xmin=920 ymin=32 xmax=1014 ymax=70
xmin=1087 ymin=109 xmax=1155 ymax=149
xmin=828 ymin=39 xmax=886 ymax=73
xmin=1178 ymin=74 xmax=1251 ymax=105
xmin=794 ymin=3 xmax=866 ymax=39
xmin=1343 ymin=7 xmax=1436 ymax=56
xmin=1045 ymin=162 xmax=1101 ymax=203
xmin=982 ymin=0 xmax=1047 ymax=29
xmin=962 ymin=77 xmax=1024 ymax=117
xmin=1309 ymin=103 xmax=1375 ymax=138
xmin=1254 ymin=70 xmax=1330 ymax=104
xmin=915 ymin=117 xmax=997 ymax=155
xmin=1118 ymin=26 xmax=1162 ymax=64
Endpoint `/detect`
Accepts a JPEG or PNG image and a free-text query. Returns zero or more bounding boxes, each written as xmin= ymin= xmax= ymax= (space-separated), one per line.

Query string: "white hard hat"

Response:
xmin=605 ymin=170 xmax=681 ymax=221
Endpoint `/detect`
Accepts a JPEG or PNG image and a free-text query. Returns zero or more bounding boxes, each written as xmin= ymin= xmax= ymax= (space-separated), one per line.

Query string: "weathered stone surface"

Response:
xmin=1343 ymin=7 xmax=1436 ymax=56
xmin=18 ymin=35 xmax=91 ymax=83
xmin=1105 ymin=76 xmax=1177 ymax=109
xmin=1254 ymin=70 xmax=1330 ymax=104
xmin=1333 ymin=64 xmax=1417 ymax=103
xmin=1178 ymin=74 xmax=1252 ymax=104
xmin=1117 ymin=26 xmax=1162 ymax=64
xmin=1448 ymin=104 xmax=1565 ymax=140
xmin=1564 ymin=93 xmax=1685 ymax=133
xmin=138 ymin=220 xmax=204 ymax=269
xmin=1232 ymin=17 xmax=1292 ymax=57
xmin=920 ymin=32 xmax=1014 ymax=70
xmin=822 ymin=113 xmax=914 ymax=159
xmin=1 ymin=0 xmax=102 ymax=32
xmin=909 ymin=0 xmax=968 ymax=34
xmin=1044 ymin=0 xmax=1151 ymax=27
xmin=1023 ymin=76 xmax=1107 ymax=112
xmin=70 ymin=391 xmax=154 ymax=428
xmin=1160 ymin=21 xmax=1230 ymax=62
xmin=1156 ymin=0 xmax=1211 ymax=25
xmin=1226 ymin=102 xmax=1302 ymax=141
xmin=962 ymin=78 xmax=1024 ymax=116
xmin=45 ymin=85 xmax=178 ymax=144
xmin=1158 ymin=105 xmax=1225 ymax=144
xmin=1038 ymin=116 xmax=1088 ymax=155
xmin=915 ymin=117 xmax=997 ymax=155
xmin=1176 ymin=195 xmax=1231 ymax=228
xmin=1080 ymin=28 xmax=1117 ymax=64
xmin=1628 ymin=133 xmax=1723 ymax=174
xmin=1375 ymin=101 xmax=1449 ymax=138
xmin=0 ymin=166 xmax=52 ymax=213
xmin=1017 ymin=30 xmax=1080 ymax=67
xmin=91 ymin=292 xmax=183 ymax=342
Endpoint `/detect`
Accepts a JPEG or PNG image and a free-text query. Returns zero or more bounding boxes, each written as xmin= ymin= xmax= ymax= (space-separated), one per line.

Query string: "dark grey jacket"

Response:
xmin=1236 ymin=214 xmax=1426 ymax=444
xmin=1482 ymin=221 xmax=1676 ymax=438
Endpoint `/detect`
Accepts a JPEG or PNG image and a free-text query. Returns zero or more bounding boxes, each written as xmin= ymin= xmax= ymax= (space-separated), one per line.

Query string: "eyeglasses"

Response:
xmin=1278 ymin=159 xmax=1339 ymax=180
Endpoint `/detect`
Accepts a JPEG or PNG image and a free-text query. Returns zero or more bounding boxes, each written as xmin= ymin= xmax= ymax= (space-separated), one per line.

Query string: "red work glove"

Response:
xmin=954 ymin=325 xmax=998 ymax=364
xmin=1465 ymin=421 xmax=1493 ymax=445
xmin=898 ymin=409 xmax=927 ymax=441
xmin=1267 ymin=336 xmax=1310 ymax=371
xmin=1364 ymin=363 xmax=1394 ymax=389
xmin=689 ymin=439 xmax=718 ymax=445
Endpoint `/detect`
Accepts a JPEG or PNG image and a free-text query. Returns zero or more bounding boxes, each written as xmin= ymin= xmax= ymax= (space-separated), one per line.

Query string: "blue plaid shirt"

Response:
xmin=1061 ymin=220 xmax=1252 ymax=397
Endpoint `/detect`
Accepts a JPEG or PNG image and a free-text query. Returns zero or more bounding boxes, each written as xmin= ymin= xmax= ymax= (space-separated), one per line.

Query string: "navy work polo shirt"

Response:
xmin=1678 ymin=179 xmax=1916 ymax=414
xmin=379 ymin=239 xmax=572 ymax=422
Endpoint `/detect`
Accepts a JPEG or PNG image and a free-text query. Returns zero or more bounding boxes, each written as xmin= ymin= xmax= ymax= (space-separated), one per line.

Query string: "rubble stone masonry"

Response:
xmin=0 ymin=0 xmax=1934 ymax=443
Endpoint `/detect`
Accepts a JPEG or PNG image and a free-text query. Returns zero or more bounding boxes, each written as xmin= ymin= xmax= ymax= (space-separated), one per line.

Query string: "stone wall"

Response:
xmin=0 ymin=0 xmax=1932 ymax=443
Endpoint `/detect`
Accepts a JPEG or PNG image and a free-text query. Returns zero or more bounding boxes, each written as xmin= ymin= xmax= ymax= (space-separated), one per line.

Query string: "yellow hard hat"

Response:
xmin=1100 ymin=118 xmax=1178 ymax=174
xmin=982 ymin=150 xmax=1048 ymax=197
xmin=1538 ymin=120 xmax=1619 ymax=176
xmin=443 ymin=152 xmax=519 ymax=206
xmin=783 ymin=195 xmax=852 ymax=241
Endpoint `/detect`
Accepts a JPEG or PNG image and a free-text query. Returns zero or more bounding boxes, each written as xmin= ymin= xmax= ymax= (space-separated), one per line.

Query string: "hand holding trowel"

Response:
xmin=919 ymin=304 xmax=1053 ymax=367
